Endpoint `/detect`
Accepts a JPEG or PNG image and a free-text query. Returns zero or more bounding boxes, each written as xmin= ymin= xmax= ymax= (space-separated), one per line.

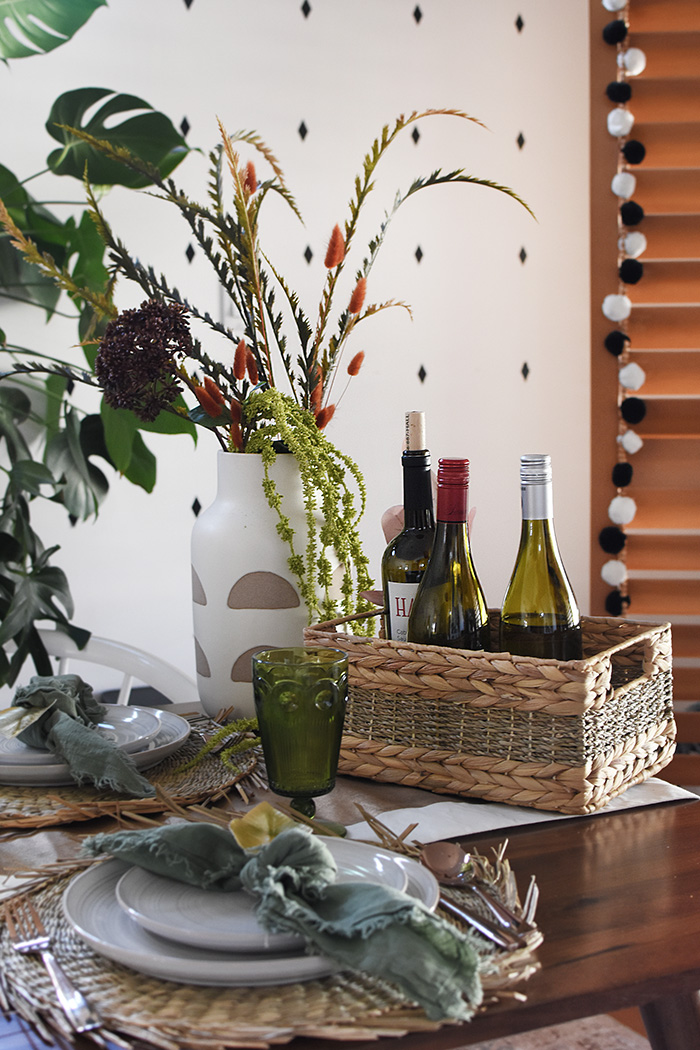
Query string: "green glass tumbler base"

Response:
xmin=290 ymin=796 xmax=316 ymax=818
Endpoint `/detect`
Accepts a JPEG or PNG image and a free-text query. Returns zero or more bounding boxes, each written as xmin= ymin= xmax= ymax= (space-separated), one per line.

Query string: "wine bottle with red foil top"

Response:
xmin=500 ymin=454 xmax=582 ymax=660
xmin=407 ymin=458 xmax=489 ymax=650
xmin=381 ymin=412 xmax=435 ymax=641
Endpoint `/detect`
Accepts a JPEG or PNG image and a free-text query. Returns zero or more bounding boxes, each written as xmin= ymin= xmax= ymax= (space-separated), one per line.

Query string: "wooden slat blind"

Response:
xmin=589 ymin=1 xmax=700 ymax=719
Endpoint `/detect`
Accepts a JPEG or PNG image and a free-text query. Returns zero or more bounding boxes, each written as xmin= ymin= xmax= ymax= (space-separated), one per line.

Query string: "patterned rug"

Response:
xmin=469 ymin=1015 xmax=650 ymax=1049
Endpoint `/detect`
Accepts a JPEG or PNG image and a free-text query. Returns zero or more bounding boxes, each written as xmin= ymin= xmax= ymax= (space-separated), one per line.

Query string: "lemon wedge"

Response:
xmin=229 ymin=801 xmax=297 ymax=849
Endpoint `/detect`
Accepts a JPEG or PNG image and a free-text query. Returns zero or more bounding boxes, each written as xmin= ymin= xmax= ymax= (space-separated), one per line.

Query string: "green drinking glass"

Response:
xmin=252 ymin=647 xmax=349 ymax=819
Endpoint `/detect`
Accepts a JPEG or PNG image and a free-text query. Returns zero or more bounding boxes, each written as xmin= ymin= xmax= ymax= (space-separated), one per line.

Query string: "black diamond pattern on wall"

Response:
xmin=415 ymin=246 xmax=423 ymax=263
xmin=298 ymin=121 xmax=308 ymax=141
xmin=192 ymin=497 xmax=201 ymax=517
xmin=185 ymin=243 xmax=195 ymax=263
xmin=180 ymin=117 xmax=190 ymax=138
xmin=517 ymin=132 xmax=525 ymax=150
xmin=519 ymin=247 xmax=527 ymax=264
xmin=183 ymin=0 xmax=194 ymax=8
xmin=515 ymin=15 xmax=524 ymax=32
xmin=413 ymin=6 xmax=422 ymax=23
xmin=521 ymin=362 xmax=530 ymax=380
xmin=412 ymin=127 xmax=420 ymax=145
xmin=304 ymin=245 xmax=313 ymax=264
xmin=418 ymin=365 xmax=427 ymax=383
xmin=301 ymin=0 xmax=311 ymax=16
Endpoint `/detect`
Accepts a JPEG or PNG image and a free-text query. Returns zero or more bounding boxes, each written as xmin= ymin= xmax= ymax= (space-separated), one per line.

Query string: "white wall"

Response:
xmin=1 ymin=0 xmax=590 ymax=693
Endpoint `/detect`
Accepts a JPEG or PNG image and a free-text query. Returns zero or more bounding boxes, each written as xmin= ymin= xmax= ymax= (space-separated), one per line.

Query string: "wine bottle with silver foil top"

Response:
xmin=407 ymin=457 xmax=489 ymax=650
xmin=500 ymin=454 xmax=582 ymax=660
xmin=381 ymin=412 xmax=435 ymax=641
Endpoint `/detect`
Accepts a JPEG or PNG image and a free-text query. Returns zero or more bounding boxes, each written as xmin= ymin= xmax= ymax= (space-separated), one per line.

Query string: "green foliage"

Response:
xmin=0 ymin=0 xmax=106 ymax=61
xmin=47 ymin=89 xmax=190 ymax=187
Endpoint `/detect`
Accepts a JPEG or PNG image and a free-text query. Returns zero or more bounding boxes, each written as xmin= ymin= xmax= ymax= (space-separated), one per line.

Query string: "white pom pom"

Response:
xmin=602 ymin=293 xmax=632 ymax=321
xmin=602 ymin=0 xmax=627 ymax=9
xmin=601 ymin=559 xmax=627 ymax=586
xmin=607 ymin=108 xmax=635 ymax=137
xmin=619 ymin=429 xmax=644 ymax=454
xmin=609 ymin=495 xmax=637 ymax=525
xmin=612 ymin=172 xmax=636 ymax=198
xmin=619 ymin=362 xmax=646 ymax=390
xmin=621 ymin=48 xmax=647 ymax=75
xmin=619 ymin=231 xmax=647 ymax=258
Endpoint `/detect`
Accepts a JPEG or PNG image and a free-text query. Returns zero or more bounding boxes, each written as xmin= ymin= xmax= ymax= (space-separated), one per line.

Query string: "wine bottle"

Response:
xmin=381 ymin=412 xmax=435 ymax=641
xmin=407 ymin=457 xmax=489 ymax=650
xmin=500 ymin=454 xmax=582 ymax=660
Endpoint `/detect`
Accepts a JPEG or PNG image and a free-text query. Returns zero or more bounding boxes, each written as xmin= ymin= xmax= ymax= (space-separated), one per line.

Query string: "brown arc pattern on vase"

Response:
xmin=194 ymin=638 xmax=211 ymax=677
xmin=192 ymin=566 xmax=207 ymax=605
xmin=231 ymin=645 xmax=278 ymax=683
xmin=227 ymin=571 xmax=300 ymax=609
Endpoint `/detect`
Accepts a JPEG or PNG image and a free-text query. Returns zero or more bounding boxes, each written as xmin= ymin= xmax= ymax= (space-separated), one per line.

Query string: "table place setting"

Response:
xmin=0 ymin=676 xmax=259 ymax=830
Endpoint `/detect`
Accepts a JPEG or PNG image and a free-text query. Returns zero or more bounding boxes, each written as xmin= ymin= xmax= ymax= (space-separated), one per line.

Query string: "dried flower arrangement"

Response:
xmin=0 ymin=109 xmax=530 ymax=624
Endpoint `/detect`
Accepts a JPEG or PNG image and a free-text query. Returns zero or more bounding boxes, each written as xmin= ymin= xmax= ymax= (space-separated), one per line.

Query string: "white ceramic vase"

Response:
xmin=191 ymin=450 xmax=309 ymax=719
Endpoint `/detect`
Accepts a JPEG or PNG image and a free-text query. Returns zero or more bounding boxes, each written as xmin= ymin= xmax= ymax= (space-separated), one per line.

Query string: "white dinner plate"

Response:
xmin=114 ymin=836 xmax=408 ymax=952
xmin=62 ymin=845 xmax=438 ymax=986
xmin=0 ymin=709 xmax=191 ymax=786
xmin=0 ymin=706 xmax=162 ymax=765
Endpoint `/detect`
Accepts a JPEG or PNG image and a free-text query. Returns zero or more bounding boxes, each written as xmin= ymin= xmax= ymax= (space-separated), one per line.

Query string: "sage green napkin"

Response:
xmin=5 ymin=674 xmax=155 ymax=797
xmin=83 ymin=823 xmax=482 ymax=1021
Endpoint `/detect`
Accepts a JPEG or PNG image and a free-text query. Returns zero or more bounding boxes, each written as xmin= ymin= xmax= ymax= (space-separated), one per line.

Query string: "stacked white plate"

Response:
xmin=62 ymin=838 xmax=440 ymax=986
xmin=0 ymin=706 xmax=191 ymax=786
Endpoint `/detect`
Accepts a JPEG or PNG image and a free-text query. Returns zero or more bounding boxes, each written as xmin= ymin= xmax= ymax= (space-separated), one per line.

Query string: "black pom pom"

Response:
xmin=619 ymin=258 xmax=644 ymax=284
xmin=622 ymin=140 xmax=646 ymax=165
xmin=599 ymin=526 xmax=627 ymax=554
xmin=621 ymin=397 xmax=646 ymax=424
xmin=603 ymin=19 xmax=628 ymax=44
xmin=605 ymin=590 xmax=629 ymax=616
xmin=620 ymin=201 xmax=645 ymax=226
xmin=612 ymin=462 xmax=634 ymax=487
xmin=606 ymin=81 xmax=632 ymax=103
xmin=604 ymin=330 xmax=630 ymax=356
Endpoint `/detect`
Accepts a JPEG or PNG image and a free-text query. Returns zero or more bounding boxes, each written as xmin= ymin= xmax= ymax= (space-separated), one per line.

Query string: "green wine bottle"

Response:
xmin=382 ymin=412 xmax=435 ymax=641
xmin=407 ymin=457 xmax=489 ymax=650
xmin=500 ymin=454 xmax=582 ymax=660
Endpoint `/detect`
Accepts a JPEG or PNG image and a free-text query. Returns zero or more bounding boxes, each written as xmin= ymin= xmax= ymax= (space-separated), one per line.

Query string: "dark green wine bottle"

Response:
xmin=500 ymin=454 xmax=582 ymax=660
xmin=407 ymin=457 xmax=489 ymax=650
xmin=382 ymin=412 xmax=435 ymax=641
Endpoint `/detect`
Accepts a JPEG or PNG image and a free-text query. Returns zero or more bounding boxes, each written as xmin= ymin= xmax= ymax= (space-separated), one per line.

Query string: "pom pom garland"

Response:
xmin=619 ymin=429 xmax=644 ymax=454
xmin=604 ymin=330 xmax=630 ymax=356
xmin=612 ymin=462 xmax=633 ymax=487
xmin=608 ymin=495 xmax=637 ymax=525
xmin=602 ymin=0 xmax=627 ymax=11
xmin=620 ymin=200 xmax=645 ymax=225
xmin=619 ymin=231 xmax=647 ymax=258
xmin=602 ymin=294 xmax=632 ymax=322
xmin=599 ymin=526 xmax=627 ymax=554
xmin=620 ymin=396 xmax=646 ymax=424
xmin=618 ymin=258 xmax=644 ymax=284
xmin=603 ymin=19 xmax=628 ymax=44
xmin=620 ymin=47 xmax=647 ymax=75
xmin=605 ymin=590 xmax=630 ymax=616
xmin=608 ymin=108 xmax=635 ymax=137
xmin=622 ymin=140 xmax=646 ymax=164
xmin=606 ymin=81 xmax=632 ymax=103
xmin=612 ymin=171 xmax=636 ymax=198
xmin=602 ymin=559 xmax=628 ymax=587
xmin=618 ymin=361 xmax=646 ymax=390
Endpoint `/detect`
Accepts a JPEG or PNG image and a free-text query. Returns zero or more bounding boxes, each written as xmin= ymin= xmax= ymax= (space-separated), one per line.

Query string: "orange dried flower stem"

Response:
xmin=347 ymin=351 xmax=364 ymax=376
xmin=315 ymin=404 xmax=336 ymax=430
xmin=324 ymin=224 xmax=345 ymax=269
xmin=194 ymin=385 xmax=224 ymax=418
xmin=348 ymin=277 xmax=366 ymax=315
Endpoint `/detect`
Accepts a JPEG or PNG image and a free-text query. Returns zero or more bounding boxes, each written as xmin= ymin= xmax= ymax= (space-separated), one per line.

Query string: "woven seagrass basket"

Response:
xmin=303 ymin=610 xmax=675 ymax=815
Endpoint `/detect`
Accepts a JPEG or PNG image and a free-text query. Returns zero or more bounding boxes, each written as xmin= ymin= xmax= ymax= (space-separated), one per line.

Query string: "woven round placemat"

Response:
xmin=0 ymin=717 xmax=258 ymax=829
xmin=0 ymin=848 xmax=541 ymax=1049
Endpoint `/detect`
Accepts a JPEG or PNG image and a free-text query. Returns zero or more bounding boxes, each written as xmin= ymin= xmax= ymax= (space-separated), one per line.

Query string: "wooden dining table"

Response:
xmin=2 ymin=770 xmax=700 ymax=1050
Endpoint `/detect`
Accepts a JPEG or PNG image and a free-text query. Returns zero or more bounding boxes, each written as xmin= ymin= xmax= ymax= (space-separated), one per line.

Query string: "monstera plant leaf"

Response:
xmin=0 ymin=0 xmax=106 ymax=60
xmin=46 ymin=88 xmax=190 ymax=187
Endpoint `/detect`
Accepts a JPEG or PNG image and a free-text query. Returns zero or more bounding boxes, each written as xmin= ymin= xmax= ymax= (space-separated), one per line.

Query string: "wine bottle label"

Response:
xmin=386 ymin=581 xmax=420 ymax=642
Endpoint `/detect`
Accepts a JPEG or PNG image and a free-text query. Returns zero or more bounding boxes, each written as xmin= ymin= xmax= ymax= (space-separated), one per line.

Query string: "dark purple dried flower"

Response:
xmin=95 ymin=300 xmax=193 ymax=421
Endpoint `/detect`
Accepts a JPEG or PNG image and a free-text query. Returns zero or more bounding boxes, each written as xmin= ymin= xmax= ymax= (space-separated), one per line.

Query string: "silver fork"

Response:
xmin=4 ymin=895 xmax=101 ymax=1033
